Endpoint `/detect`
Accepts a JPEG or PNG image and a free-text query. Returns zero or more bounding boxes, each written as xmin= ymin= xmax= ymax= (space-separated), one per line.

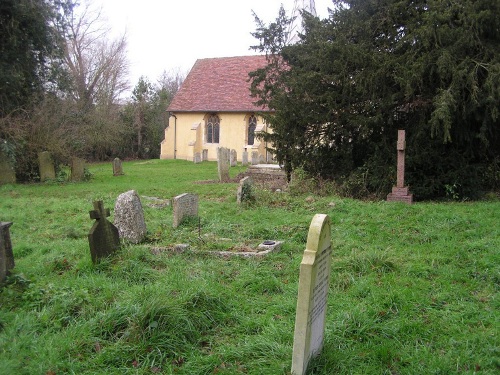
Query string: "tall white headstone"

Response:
xmin=292 ymin=214 xmax=332 ymax=375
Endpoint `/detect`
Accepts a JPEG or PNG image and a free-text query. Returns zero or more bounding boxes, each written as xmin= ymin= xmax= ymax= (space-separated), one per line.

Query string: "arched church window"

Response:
xmin=248 ymin=115 xmax=257 ymax=146
xmin=206 ymin=114 xmax=220 ymax=144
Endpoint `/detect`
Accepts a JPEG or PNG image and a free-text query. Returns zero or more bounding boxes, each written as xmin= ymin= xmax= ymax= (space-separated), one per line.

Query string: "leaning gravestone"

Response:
xmin=114 ymin=190 xmax=147 ymax=244
xmin=217 ymin=147 xmax=230 ymax=182
xmin=113 ymin=157 xmax=124 ymax=176
xmin=0 ymin=222 xmax=14 ymax=283
xmin=292 ymin=214 xmax=333 ymax=375
xmin=38 ymin=151 xmax=56 ymax=181
xmin=0 ymin=149 xmax=16 ymax=184
xmin=88 ymin=201 xmax=120 ymax=264
xmin=70 ymin=157 xmax=86 ymax=182
xmin=172 ymin=193 xmax=198 ymax=228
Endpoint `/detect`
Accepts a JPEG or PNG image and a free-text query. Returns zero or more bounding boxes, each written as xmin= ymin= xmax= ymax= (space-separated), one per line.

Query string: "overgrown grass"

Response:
xmin=0 ymin=159 xmax=499 ymax=374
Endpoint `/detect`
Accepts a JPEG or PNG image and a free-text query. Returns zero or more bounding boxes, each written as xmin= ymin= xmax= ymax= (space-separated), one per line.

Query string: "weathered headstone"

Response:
xmin=237 ymin=176 xmax=253 ymax=204
xmin=230 ymin=149 xmax=237 ymax=167
xmin=38 ymin=151 xmax=55 ymax=181
xmin=88 ymin=201 xmax=120 ymax=264
xmin=0 ymin=149 xmax=16 ymax=184
xmin=202 ymin=149 xmax=208 ymax=161
xmin=70 ymin=157 xmax=86 ymax=182
xmin=114 ymin=190 xmax=147 ymax=244
xmin=217 ymin=147 xmax=230 ymax=182
xmin=292 ymin=214 xmax=333 ymax=375
xmin=172 ymin=193 xmax=198 ymax=228
xmin=113 ymin=157 xmax=124 ymax=176
xmin=242 ymin=150 xmax=249 ymax=165
xmin=251 ymin=151 xmax=259 ymax=165
xmin=387 ymin=130 xmax=413 ymax=204
xmin=194 ymin=152 xmax=202 ymax=164
xmin=0 ymin=222 xmax=14 ymax=283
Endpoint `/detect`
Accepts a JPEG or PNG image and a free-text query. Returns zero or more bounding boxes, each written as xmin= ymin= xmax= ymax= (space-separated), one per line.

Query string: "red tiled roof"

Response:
xmin=167 ymin=55 xmax=270 ymax=112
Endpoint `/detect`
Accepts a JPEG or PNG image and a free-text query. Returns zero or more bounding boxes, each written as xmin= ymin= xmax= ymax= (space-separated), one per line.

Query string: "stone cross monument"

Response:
xmin=88 ymin=201 xmax=120 ymax=263
xmin=387 ymin=130 xmax=413 ymax=204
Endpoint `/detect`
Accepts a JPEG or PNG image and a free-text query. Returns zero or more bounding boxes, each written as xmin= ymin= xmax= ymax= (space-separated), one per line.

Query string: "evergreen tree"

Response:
xmin=251 ymin=0 xmax=500 ymax=199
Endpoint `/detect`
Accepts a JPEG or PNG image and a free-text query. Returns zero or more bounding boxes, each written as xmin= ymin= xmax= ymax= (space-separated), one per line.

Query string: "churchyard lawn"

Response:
xmin=0 ymin=159 xmax=498 ymax=374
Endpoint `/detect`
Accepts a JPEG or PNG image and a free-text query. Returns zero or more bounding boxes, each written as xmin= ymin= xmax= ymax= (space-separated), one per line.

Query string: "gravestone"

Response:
xmin=251 ymin=151 xmax=259 ymax=165
xmin=172 ymin=193 xmax=198 ymax=228
xmin=88 ymin=201 xmax=120 ymax=264
xmin=292 ymin=214 xmax=333 ymax=375
xmin=114 ymin=190 xmax=147 ymax=244
xmin=387 ymin=130 xmax=413 ymax=204
xmin=0 ymin=222 xmax=14 ymax=283
xmin=202 ymin=149 xmax=208 ymax=161
xmin=217 ymin=147 xmax=230 ymax=182
xmin=38 ymin=151 xmax=56 ymax=181
xmin=70 ymin=157 xmax=86 ymax=182
xmin=242 ymin=150 xmax=249 ymax=165
xmin=0 ymin=149 xmax=16 ymax=184
xmin=230 ymin=149 xmax=237 ymax=167
xmin=237 ymin=176 xmax=253 ymax=204
xmin=194 ymin=152 xmax=202 ymax=164
xmin=113 ymin=157 xmax=124 ymax=176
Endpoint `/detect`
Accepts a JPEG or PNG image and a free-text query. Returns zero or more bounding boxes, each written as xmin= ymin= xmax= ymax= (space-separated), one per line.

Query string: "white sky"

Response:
xmin=95 ymin=0 xmax=333 ymax=91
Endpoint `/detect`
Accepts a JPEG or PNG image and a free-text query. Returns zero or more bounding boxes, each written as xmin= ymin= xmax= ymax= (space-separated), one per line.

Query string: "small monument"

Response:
xmin=292 ymin=214 xmax=333 ymax=375
xmin=251 ymin=151 xmax=259 ymax=165
xmin=0 ymin=222 xmax=14 ymax=283
xmin=38 ymin=151 xmax=56 ymax=181
xmin=88 ymin=201 xmax=120 ymax=264
xmin=237 ymin=176 xmax=254 ymax=204
xmin=172 ymin=193 xmax=198 ymax=228
xmin=217 ymin=147 xmax=230 ymax=182
xmin=230 ymin=149 xmax=237 ymax=167
xmin=0 ymin=149 xmax=16 ymax=184
xmin=114 ymin=190 xmax=147 ymax=244
xmin=113 ymin=158 xmax=124 ymax=176
xmin=387 ymin=130 xmax=413 ymax=204
xmin=242 ymin=149 xmax=249 ymax=166
xmin=70 ymin=157 xmax=86 ymax=182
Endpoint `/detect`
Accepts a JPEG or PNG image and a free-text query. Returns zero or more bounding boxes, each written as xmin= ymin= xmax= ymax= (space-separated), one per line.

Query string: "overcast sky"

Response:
xmin=93 ymin=0 xmax=333 ymax=90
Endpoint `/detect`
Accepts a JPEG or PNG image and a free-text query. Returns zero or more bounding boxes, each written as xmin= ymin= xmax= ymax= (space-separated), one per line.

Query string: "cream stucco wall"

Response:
xmin=160 ymin=112 xmax=270 ymax=162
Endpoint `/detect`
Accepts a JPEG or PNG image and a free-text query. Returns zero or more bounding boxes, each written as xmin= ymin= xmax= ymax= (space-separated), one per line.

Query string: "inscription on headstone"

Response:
xmin=0 ymin=222 xmax=14 ymax=283
xmin=217 ymin=147 xmax=230 ymax=182
xmin=0 ymin=149 xmax=16 ymax=184
xmin=38 ymin=151 xmax=56 ymax=181
xmin=88 ymin=201 xmax=120 ymax=263
xmin=292 ymin=214 xmax=333 ymax=375
xmin=172 ymin=193 xmax=199 ymax=228
xmin=387 ymin=130 xmax=413 ymax=204
xmin=113 ymin=158 xmax=124 ymax=176
xmin=114 ymin=190 xmax=147 ymax=244
xmin=70 ymin=157 xmax=86 ymax=182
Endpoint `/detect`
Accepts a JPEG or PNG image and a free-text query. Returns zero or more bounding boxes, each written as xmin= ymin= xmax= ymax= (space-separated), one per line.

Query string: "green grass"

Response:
xmin=0 ymin=159 xmax=499 ymax=374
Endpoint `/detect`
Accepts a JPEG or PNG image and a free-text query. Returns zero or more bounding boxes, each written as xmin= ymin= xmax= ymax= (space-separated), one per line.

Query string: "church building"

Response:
xmin=160 ymin=55 xmax=272 ymax=162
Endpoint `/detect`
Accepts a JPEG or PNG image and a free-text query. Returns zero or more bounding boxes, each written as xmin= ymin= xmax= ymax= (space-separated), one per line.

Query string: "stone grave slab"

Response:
xmin=292 ymin=214 xmax=333 ymax=375
xmin=38 ymin=151 xmax=55 ymax=181
xmin=113 ymin=158 xmax=124 ymax=176
xmin=242 ymin=150 xmax=249 ymax=165
xmin=251 ymin=151 xmax=259 ymax=165
xmin=0 ymin=149 xmax=15 ymax=184
xmin=71 ymin=157 xmax=86 ymax=182
xmin=237 ymin=176 xmax=253 ymax=204
xmin=88 ymin=201 xmax=120 ymax=263
xmin=230 ymin=149 xmax=237 ymax=167
xmin=217 ymin=147 xmax=230 ymax=182
xmin=172 ymin=193 xmax=198 ymax=228
xmin=0 ymin=222 xmax=14 ymax=283
xmin=114 ymin=190 xmax=147 ymax=243
xmin=202 ymin=149 xmax=208 ymax=161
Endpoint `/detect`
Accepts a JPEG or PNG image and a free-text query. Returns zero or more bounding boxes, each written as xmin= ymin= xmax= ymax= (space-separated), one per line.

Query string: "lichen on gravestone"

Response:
xmin=114 ymin=190 xmax=147 ymax=244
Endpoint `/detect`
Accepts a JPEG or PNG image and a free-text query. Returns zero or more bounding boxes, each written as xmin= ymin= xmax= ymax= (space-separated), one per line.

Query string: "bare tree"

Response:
xmin=63 ymin=1 xmax=129 ymax=110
